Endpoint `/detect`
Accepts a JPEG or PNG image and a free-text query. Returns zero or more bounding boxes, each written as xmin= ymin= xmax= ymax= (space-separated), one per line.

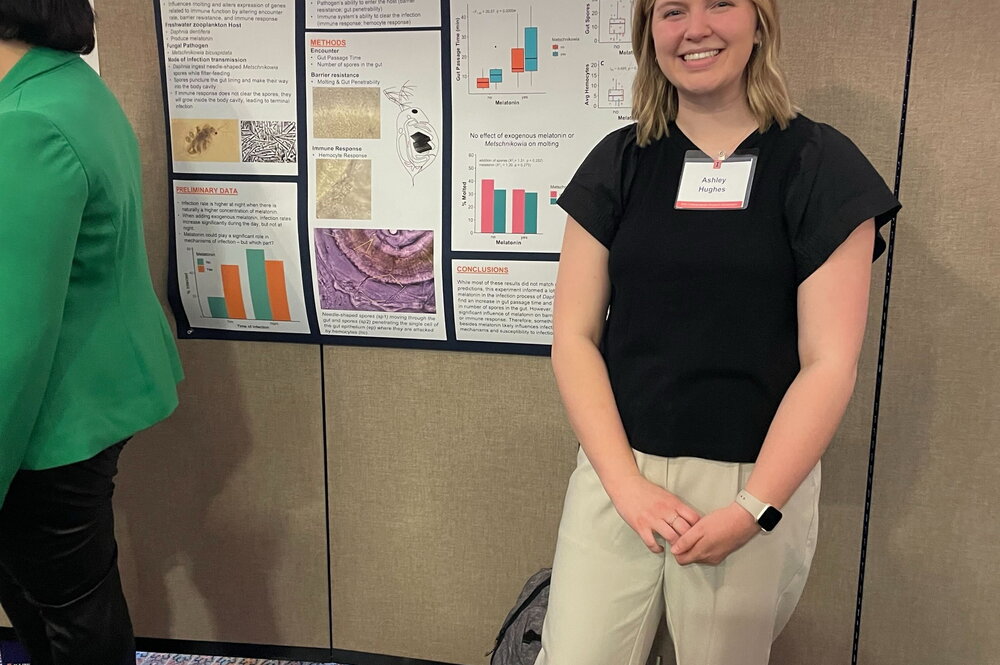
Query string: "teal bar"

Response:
xmin=525 ymin=27 xmax=538 ymax=59
xmin=246 ymin=249 xmax=272 ymax=320
xmin=208 ymin=297 xmax=229 ymax=318
xmin=525 ymin=192 xmax=538 ymax=234
xmin=525 ymin=27 xmax=538 ymax=71
xmin=494 ymin=189 xmax=507 ymax=233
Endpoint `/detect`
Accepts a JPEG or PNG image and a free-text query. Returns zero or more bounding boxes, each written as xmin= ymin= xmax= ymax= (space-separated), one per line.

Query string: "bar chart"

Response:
xmin=174 ymin=180 xmax=310 ymax=334
xmin=195 ymin=249 xmax=294 ymax=322
xmin=479 ymin=179 xmax=541 ymax=234
xmin=453 ymin=151 xmax=572 ymax=252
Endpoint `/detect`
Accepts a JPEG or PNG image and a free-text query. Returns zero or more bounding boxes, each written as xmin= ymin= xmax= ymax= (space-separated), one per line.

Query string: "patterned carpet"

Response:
xmin=136 ymin=655 xmax=338 ymax=665
xmin=136 ymin=656 xmax=336 ymax=665
xmin=0 ymin=644 xmax=340 ymax=665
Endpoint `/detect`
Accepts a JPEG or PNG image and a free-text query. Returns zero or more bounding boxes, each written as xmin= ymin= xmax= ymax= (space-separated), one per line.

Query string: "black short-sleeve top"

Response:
xmin=557 ymin=114 xmax=901 ymax=462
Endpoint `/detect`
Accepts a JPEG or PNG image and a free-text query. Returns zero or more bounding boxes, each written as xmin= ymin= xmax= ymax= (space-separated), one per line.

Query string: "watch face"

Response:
xmin=759 ymin=506 xmax=782 ymax=532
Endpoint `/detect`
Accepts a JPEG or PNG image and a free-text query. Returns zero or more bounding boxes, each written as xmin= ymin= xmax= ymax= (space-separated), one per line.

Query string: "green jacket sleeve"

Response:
xmin=0 ymin=111 xmax=88 ymax=503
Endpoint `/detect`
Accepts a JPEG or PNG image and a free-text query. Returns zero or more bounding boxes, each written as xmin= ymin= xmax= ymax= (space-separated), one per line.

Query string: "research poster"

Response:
xmin=158 ymin=0 xmax=636 ymax=353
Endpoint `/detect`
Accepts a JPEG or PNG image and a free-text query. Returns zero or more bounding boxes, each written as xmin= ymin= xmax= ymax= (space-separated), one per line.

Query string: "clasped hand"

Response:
xmin=609 ymin=476 xmax=759 ymax=565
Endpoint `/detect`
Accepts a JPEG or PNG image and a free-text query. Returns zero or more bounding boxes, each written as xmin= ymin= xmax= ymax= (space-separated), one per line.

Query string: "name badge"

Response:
xmin=675 ymin=150 xmax=758 ymax=210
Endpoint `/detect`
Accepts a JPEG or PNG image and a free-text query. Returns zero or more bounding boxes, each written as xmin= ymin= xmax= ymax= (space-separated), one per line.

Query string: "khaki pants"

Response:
xmin=535 ymin=448 xmax=820 ymax=665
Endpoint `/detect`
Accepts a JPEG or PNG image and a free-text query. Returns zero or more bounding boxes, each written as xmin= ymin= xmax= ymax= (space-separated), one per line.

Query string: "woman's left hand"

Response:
xmin=670 ymin=502 xmax=760 ymax=566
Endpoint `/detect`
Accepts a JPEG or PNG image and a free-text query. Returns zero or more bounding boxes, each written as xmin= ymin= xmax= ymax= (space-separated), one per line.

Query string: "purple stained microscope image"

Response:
xmin=315 ymin=228 xmax=436 ymax=313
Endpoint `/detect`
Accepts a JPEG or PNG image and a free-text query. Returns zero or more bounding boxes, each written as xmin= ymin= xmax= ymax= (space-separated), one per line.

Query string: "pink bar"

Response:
xmin=481 ymin=179 xmax=495 ymax=233
xmin=512 ymin=189 xmax=526 ymax=234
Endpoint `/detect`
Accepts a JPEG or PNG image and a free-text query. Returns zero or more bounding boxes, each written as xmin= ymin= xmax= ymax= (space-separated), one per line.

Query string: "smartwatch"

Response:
xmin=736 ymin=490 xmax=782 ymax=533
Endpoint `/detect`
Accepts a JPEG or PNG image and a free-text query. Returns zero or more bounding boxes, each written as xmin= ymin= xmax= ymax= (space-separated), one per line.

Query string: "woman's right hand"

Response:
xmin=606 ymin=475 xmax=702 ymax=554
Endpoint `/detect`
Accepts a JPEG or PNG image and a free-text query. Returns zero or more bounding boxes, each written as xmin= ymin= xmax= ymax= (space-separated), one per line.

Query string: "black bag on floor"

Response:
xmin=487 ymin=568 xmax=551 ymax=665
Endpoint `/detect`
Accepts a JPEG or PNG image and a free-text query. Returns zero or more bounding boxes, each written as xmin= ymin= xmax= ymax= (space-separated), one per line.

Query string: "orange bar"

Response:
xmin=265 ymin=260 xmax=292 ymax=322
xmin=511 ymin=47 xmax=525 ymax=73
xmin=476 ymin=77 xmax=491 ymax=89
xmin=221 ymin=264 xmax=247 ymax=319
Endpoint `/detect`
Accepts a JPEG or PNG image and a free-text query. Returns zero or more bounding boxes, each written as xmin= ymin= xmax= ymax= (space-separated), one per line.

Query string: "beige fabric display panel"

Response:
xmin=117 ymin=342 xmax=329 ymax=647
xmin=95 ymin=2 xmax=330 ymax=648
xmin=858 ymin=2 xmax=1000 ymax=664
xmin=325 ymin=347 xmax=577 ymax=664
xmin=645 ymin=1 xmax=913 ymax=662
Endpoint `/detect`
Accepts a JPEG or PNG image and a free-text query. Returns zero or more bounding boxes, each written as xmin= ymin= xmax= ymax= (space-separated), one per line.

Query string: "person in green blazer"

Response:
xmin=0 ymin=1 xmax=183 ymax=663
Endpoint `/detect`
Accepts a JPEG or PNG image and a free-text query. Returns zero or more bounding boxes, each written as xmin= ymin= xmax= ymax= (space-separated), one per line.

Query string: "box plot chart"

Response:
xmin=189 ymin=248 xmax=295 ymax=322
xmin=597 ymin=60 xmax=634 ymax=109
xmin=463 ymin=6 xmax=544 ymax=95
xmin=599 ymin=0 xmax=634 ymax=43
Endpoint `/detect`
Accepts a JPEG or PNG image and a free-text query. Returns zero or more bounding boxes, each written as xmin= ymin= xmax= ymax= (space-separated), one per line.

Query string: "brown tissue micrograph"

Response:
xmin=313 ymin=87 xmax=381 ymax=140
xmin=170 ymin=118 xmax=240 ymax=162
xmin=315 ymin=159 xmax=373 ymax=221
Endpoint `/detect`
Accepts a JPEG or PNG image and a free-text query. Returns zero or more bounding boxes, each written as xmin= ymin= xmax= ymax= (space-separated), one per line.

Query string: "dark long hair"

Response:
xmin=0 ymin=0 xmax=95 ymax=54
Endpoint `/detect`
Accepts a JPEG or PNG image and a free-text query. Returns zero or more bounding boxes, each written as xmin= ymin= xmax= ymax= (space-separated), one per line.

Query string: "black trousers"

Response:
xmin=0 ymin=441 xmax=134 ymax=665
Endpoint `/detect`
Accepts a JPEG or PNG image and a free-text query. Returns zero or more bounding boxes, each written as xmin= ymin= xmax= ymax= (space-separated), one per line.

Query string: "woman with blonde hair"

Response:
xmin=538 ymin=1 xmax=899 ymax=663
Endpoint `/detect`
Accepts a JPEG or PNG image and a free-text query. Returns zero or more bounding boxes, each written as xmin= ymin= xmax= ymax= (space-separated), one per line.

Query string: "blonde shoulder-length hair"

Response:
xmin=631 ymin=0 xmax=797 ymax=147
